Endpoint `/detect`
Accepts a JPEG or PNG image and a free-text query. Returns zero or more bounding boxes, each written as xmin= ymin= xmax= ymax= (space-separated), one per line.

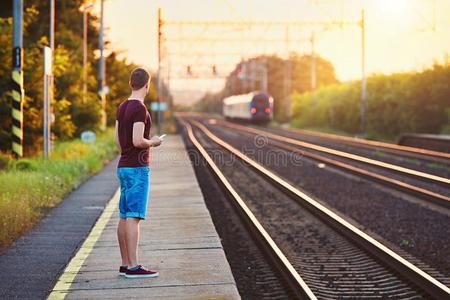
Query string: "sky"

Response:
xmin=93 ymin=0 xmax=450 ymax=104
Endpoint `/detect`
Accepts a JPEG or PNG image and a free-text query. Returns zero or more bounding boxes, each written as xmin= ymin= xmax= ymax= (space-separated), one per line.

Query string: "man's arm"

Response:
xmin=114 ymin=120 xmax=121 ymax=152
xmin=132 ymin=122 xmax=161 ymax=148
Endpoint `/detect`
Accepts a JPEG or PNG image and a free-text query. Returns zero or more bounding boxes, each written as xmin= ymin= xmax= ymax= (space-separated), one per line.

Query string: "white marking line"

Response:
xmin=47 ymin=189 xmax=119 ymax=300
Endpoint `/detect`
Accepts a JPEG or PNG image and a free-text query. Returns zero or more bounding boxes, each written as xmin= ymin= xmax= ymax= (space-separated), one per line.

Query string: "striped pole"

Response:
xmin=12 ymin=0 xmax=24 ymax=158
xmin=98 ymin=0 xmax=107 ymax=131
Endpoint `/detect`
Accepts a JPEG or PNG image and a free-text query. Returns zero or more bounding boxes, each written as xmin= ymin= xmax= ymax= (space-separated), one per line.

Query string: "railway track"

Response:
xmin=271 ymin=126 xmax=450 ymax=165
xmin=194 ymin=115 xmax=450 ymax=280
xmin=398 ymin=134 xmax=450 ymax=153
xmin=257 ymin=125 xmax=450 ymax=183
xmin=219 ymin=120 xmax=450 ymax=186
xmin=180 ymin=116 xmax=450 ymax=299
xmin=203 ymin=118 xmax=450 ymax=208
xmin=182 ymin=112 xmax=450 ymax=173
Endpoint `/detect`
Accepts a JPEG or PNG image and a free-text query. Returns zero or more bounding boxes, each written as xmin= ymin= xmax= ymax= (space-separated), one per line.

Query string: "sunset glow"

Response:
xmin=94 ymin=0 xmax=449 ymax=103
xmin=375 ymin=0 xmax=409 ymax=15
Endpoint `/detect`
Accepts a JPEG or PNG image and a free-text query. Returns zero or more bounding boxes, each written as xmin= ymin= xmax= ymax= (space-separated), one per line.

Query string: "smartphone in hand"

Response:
xmin=159 ymin=134 xmax=166 ymax=141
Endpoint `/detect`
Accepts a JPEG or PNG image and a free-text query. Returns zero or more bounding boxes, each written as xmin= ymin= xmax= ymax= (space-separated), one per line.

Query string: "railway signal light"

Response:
xmin=212 ymin=65 xmax=217 ymax=76
xmin=187 ymin=65 xmax=192 ymax=76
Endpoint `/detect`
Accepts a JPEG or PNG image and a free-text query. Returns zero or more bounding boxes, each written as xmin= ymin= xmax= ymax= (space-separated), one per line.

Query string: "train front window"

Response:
xmin=253 ymin=97 xmax=269 ymax=108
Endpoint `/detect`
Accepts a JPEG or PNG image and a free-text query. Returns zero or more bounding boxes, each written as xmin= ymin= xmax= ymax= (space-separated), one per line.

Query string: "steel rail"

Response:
xmin=269 ymin=125 xmax=450 ymax=164
xmin=181 ymin=119 xmax=317 ymax=300
xmin=218 ymin=120 xmax=450 ymax=186
xmin=212 ymin=121 xmax=450 ymax=208
xmin=177 ymin=112 xmax=450 ymax=162
xmin=189 ymin=118 xmax=450 ymax=299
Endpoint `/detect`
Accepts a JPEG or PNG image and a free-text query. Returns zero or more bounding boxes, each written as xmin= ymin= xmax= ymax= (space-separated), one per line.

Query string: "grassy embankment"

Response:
xmin=0 ymin=129 xmax=117 ymax=250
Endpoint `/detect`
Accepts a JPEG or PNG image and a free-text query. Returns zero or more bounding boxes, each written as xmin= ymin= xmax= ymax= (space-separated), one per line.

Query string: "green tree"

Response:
xmin=291 ymin=61 xmax=450 ymax=140
xmin=0 ymin=0 xmax=167 ymax=155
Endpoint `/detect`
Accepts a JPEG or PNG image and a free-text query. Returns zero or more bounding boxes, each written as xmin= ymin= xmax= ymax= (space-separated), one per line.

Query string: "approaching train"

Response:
xmin=223 ymin=91 xmax=274 ymax=124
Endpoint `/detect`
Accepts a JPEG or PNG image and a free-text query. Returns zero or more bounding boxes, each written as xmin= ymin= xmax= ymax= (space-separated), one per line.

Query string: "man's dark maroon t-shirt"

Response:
xmin=116 ymin=99 xmax=152 ymax=168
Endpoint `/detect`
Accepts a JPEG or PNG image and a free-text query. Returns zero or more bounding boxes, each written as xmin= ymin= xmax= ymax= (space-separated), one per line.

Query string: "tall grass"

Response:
xmin=0 ymin=129 xmax=117 ymax=249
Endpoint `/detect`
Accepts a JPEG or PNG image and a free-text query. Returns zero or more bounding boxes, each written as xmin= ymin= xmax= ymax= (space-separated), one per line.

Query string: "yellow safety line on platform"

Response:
xmin=47 ymin=189 xmax=119 ymax=300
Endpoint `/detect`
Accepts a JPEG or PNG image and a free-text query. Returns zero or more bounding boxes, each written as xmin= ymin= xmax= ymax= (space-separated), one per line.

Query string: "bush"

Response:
xmin=12 ymin=159 xmax=38 ymax=171
xmin=0 ymin=153 xmax=12 ymax=170
xmin=72 ymin=97 xmax=102 ymax=135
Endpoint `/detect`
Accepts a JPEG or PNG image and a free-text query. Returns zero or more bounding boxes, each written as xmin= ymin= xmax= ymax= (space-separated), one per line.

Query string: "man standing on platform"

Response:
xmin=114 ymin=67 xmax=162 ymax=278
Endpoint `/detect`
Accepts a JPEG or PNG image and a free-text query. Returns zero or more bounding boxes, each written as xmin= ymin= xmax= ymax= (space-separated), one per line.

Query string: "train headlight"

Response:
xmin=264 ymin=108 xmax=271 ymax=113
xmin=251 ymin=108 xmax=257 ymax=114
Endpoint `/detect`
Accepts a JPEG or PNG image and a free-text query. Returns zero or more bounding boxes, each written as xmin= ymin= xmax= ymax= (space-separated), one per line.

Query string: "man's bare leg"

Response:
xmin=117 ymin=218 xmax=129 ymax=266
xmin=125 ymin=217 xmax=141 ymax=267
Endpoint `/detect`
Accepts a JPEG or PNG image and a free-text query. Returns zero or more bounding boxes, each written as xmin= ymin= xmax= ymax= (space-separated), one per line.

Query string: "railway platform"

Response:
xmin=48 ymin=135 xmax=240 ymax=299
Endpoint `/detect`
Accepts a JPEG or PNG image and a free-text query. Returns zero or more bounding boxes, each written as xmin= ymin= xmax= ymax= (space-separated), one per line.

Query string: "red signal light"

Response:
xmin=264 ymin=108 xmax=271 ymax=113
xmin=250 ymin=108 xmax=257 ymax=114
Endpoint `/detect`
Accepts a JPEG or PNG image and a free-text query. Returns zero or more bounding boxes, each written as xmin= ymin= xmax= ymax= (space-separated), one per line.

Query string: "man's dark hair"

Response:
xmin=130 ymin=68 xmax=150 ymax=90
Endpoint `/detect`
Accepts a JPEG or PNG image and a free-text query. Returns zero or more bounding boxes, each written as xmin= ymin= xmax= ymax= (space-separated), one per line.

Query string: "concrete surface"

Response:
xmin=0 ymin=158 xmax=119 ymax=300
xmin=49 ymin=135 xmax=240 ymax=299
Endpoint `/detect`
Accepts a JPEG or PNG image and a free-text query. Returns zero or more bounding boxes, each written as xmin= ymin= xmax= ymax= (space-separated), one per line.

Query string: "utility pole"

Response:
xmin=167 ymin=55 xmax=171 ymax=110
xmin=11 ymin=0 xmax=24 ymax=158
xmin=43 ymin=0 xmax=55 ymax=158
xmin=43 ymin=47 xmax=52 ymax=158
xmin=50 ymin=0 xmax=54 ymax=50
xmin=162 ymin=16 xmax=365 ymax=122
xmin=432 ymin=0 xmax=436 ymax=32
xmin=98 ymin=0 xmax=106 ymax=130
xmin=310 ymin=32 xmax=317 ymax=106
xmin=283 ymin=25 xmax=291 ymax=122
xmin=359 ymin=9 xmax=366 ymax=136
xmin=82 ymin=3 xmax=93 ymax=104
xmin=156 ymin=7 xmax=162 ymax=135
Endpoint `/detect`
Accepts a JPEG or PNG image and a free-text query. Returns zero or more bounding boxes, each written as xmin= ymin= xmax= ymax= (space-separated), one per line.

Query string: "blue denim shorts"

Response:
xmin=116 ymin=166 xmax=150 ymax=219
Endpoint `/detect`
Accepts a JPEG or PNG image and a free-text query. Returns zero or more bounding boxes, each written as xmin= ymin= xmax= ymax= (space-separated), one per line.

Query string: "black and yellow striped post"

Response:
xmin=11 ymin=50 xmax=24 ymax=158
xmin=11 ymin=0 xmax=24 ymax=158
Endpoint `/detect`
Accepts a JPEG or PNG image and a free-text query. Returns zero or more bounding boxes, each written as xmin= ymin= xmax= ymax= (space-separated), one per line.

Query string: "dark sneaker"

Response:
xmin=125 ymin=265 xmax=159 ymax=278
xmin=119 ymin=266 xmax=128 ymax=276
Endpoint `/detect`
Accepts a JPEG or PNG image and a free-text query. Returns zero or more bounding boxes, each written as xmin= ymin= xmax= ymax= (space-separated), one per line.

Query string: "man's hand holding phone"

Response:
xmin=150 ymin=135 xmax=162 ymax=147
